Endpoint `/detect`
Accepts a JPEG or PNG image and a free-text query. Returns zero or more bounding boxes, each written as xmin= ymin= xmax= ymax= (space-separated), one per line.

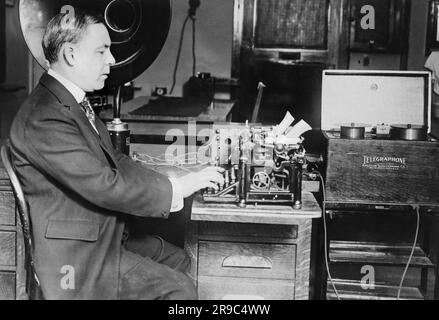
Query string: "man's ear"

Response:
xmin=61 ymin=43 xmax=76 ymax=66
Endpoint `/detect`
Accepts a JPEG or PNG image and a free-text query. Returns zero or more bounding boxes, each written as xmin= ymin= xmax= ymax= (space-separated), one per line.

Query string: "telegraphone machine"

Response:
xmin=322 ymin=70 xmax=439 ymax=210
xmin=201 ymin=113 xmax=313 ymax=209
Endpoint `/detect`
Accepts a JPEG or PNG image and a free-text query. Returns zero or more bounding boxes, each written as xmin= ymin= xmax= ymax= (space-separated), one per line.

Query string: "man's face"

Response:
xmin=74 ymin=23 xmax=115 ymax=92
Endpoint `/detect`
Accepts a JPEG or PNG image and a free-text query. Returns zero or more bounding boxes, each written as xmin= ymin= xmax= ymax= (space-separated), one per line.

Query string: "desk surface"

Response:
xmin=192 ymin=192 xmax=322 ymax=225
xmin=100 ymin=96 xmax=235 ymax=123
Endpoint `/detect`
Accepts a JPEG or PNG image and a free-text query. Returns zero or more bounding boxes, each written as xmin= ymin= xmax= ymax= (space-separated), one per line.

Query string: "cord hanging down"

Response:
xmin=170 ymin=0 xmax=200 ymax=94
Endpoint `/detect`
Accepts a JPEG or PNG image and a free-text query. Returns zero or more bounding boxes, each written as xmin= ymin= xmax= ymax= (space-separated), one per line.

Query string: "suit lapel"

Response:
xmin=39 ymin=73 xmax=119 ymax=166
xmin=40 ymin=73 xmax=100 ymax=139
xmin=95 ymin=117 xmax=114 ymax=150
xmin=95 ymin=118 xmax=120 ymax=167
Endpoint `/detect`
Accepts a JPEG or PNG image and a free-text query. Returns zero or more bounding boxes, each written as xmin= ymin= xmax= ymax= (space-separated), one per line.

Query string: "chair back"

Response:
xmin=0 ymin=140 xmax=43 ymax=299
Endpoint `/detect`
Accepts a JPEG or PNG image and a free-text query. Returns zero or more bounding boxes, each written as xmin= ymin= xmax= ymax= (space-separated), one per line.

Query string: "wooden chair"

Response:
xmin=1 ymin=140 xmax=44 ymax=300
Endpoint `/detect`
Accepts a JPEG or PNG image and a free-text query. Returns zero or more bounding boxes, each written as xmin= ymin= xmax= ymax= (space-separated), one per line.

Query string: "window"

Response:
xmin=254 ymin=0 xmax=329 ymax=49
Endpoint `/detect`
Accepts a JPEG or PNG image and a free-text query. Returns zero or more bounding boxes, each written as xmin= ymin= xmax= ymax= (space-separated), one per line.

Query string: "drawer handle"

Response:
xmin=222 ymin=255 xmax=273 ymax=269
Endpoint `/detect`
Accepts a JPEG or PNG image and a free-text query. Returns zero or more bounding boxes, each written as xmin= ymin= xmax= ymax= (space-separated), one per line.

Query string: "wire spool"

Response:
xmin=340 ymin=123 xmax=367 ymax=140
xmin=390 ymin=124 xmax=428 ymax=141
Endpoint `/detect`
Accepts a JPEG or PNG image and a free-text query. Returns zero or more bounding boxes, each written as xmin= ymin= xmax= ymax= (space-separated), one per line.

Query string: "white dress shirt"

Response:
xmin=47 ymin=69 xmax=184 ymax=212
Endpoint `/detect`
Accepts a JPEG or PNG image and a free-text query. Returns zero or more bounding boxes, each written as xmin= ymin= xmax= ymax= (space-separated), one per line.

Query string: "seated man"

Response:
xmin=9 ymin=10 xmax=224 ymax=300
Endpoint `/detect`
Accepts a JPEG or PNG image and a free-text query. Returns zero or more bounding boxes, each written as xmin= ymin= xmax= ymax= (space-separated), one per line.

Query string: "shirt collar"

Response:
xmin=48 ymin=69 xmax=86 ymax=103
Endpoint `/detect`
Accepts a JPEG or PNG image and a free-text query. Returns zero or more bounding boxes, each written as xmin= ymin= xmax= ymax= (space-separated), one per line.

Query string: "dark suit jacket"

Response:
xmin=9 ymin=73 xmax=173 ymax=299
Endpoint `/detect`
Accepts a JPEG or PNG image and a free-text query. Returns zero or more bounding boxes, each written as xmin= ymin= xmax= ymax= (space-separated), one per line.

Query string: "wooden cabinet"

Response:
xmin=324 ymin=209 xmax=439 ymax=300
xmin=197 ymin=241 xmax=297 ymax=280
xmin=196 ymin=234 xmax=298 ymax=300
xmin=185 ymin=192 xmax=321 ymax=300
xmin=0 ymin=161 xmax=26 ymax=300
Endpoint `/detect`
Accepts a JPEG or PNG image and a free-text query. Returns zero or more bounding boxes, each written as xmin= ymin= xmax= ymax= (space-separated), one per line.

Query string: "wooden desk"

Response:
xmin=99 ymin=96 xmax=235 ymax=134
xmin=101 ymin=96 xmax=235 ymax=123
xmin=99 ymin=96 xmax=235 ymax=159
xmin=185 ymin=192 xmax=322 ymax=300
xmin=0 ymin=143 xmax=320 ymax=300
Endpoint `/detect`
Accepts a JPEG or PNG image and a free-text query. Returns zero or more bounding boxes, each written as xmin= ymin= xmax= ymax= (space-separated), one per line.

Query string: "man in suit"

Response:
xmin=9 ymin=10 xmax=224 ymax=299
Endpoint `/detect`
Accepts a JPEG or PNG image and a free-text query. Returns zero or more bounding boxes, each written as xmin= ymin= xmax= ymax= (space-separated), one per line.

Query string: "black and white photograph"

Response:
xmin=0 ymin=0 xmax=438 ymax=305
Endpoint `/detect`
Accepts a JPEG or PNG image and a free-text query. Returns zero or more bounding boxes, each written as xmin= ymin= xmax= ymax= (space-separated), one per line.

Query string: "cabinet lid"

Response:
xmin=321 ymin=70 xmax=432 ymax=133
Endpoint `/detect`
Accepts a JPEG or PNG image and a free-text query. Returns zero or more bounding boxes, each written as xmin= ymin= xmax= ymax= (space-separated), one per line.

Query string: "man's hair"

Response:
xmin=42 ymin=10 xmax=105 ymax=64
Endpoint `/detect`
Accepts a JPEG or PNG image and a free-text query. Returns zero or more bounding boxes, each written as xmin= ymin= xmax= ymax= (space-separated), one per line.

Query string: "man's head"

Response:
xmin=42 ymin=10 xmax=116 ymax=92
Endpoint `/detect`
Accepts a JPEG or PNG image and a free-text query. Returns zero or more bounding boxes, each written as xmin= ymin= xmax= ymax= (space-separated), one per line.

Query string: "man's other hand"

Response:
xmin=177 ymin=166 xmax=225 ymax=198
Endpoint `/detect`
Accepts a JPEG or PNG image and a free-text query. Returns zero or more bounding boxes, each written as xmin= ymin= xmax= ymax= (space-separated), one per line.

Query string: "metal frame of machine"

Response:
xmin=202 ymin=113 xmax=312 ymax=209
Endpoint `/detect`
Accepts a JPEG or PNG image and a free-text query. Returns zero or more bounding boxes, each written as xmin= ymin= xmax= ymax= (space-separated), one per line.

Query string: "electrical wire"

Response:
xmin=191 ymin=15 xmax=197 ymax=77
xmin=188 ymin=0 xmax=199 ymax=77
xmin=170 ymin=15 xmax=190 ymax=95
xmin=134 ymin=154 xmax=194 ymax=173
xmin=397 ymin=205 xmax=420 ymax=300
xmin=311 ymin=171 xmax=421 ymax=301
xmin=135 ymin=147 xmax=422 ymax=300
xmin=133 ymin=148 xmax=211 ymax=173
xmin=132 ymin=138 xmax=213 ymax=163
xmin=313 ymin=172 xmax=341 ymax=300
xmin=169 ymin=2 xmax=199 ymax=94
xmin=313 ymin=171 xmax=421 ymax=301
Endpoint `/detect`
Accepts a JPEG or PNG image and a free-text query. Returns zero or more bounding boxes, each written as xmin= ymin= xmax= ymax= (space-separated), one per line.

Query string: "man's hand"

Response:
xmin=177 ymin=166 xmax=225 ymax=198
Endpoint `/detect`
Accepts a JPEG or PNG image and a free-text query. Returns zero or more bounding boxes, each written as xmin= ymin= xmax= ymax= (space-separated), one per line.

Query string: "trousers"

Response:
xmin=118 ymin=234 xmax=197 ymax=300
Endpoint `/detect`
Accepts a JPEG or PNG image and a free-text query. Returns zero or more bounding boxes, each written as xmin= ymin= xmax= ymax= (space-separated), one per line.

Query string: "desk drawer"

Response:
xmin=198 ymin=241 xmax=296 ymax=280
xmin=199 ymin=222 xmax=298 ymax=240
xmin=198 ymin=276 xmax=294 ymax=300
xmin=0 ymin=191 xmax=15 ymax=226
xmin=0 ymin=272 xmax=15 ymax=300
xmin=0 ymin=232 xmax=16 ymax=266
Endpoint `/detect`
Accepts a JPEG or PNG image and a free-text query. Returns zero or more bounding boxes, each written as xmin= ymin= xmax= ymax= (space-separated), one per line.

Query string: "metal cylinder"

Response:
xmin=390 ymin=124 xmax=427 ymax=141
xmin=340 ymin=123 xmax=366 ymax=140
xmin=294 ymin=163 xmax=303 ymax=210
xmin=107 ymin=118 xmax=130 ymax=155
xmin=113 ymin=85 xmax=122 ymax=120
xmin=230 ymin=166 xmax=237 ymax=183
xmin=238 ymin=159 xmax=247 ymax=206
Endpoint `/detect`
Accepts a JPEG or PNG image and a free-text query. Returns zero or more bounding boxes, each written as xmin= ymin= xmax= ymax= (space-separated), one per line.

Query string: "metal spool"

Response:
xmin=340 ymin=123 xmax=367 ymax=140
xmin=390 ymin=124 xmax=428 ymax=141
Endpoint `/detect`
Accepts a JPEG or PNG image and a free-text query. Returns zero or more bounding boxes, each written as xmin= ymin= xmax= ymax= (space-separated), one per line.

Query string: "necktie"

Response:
xmin=80 ymin=98 xmax=99 ymax=134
